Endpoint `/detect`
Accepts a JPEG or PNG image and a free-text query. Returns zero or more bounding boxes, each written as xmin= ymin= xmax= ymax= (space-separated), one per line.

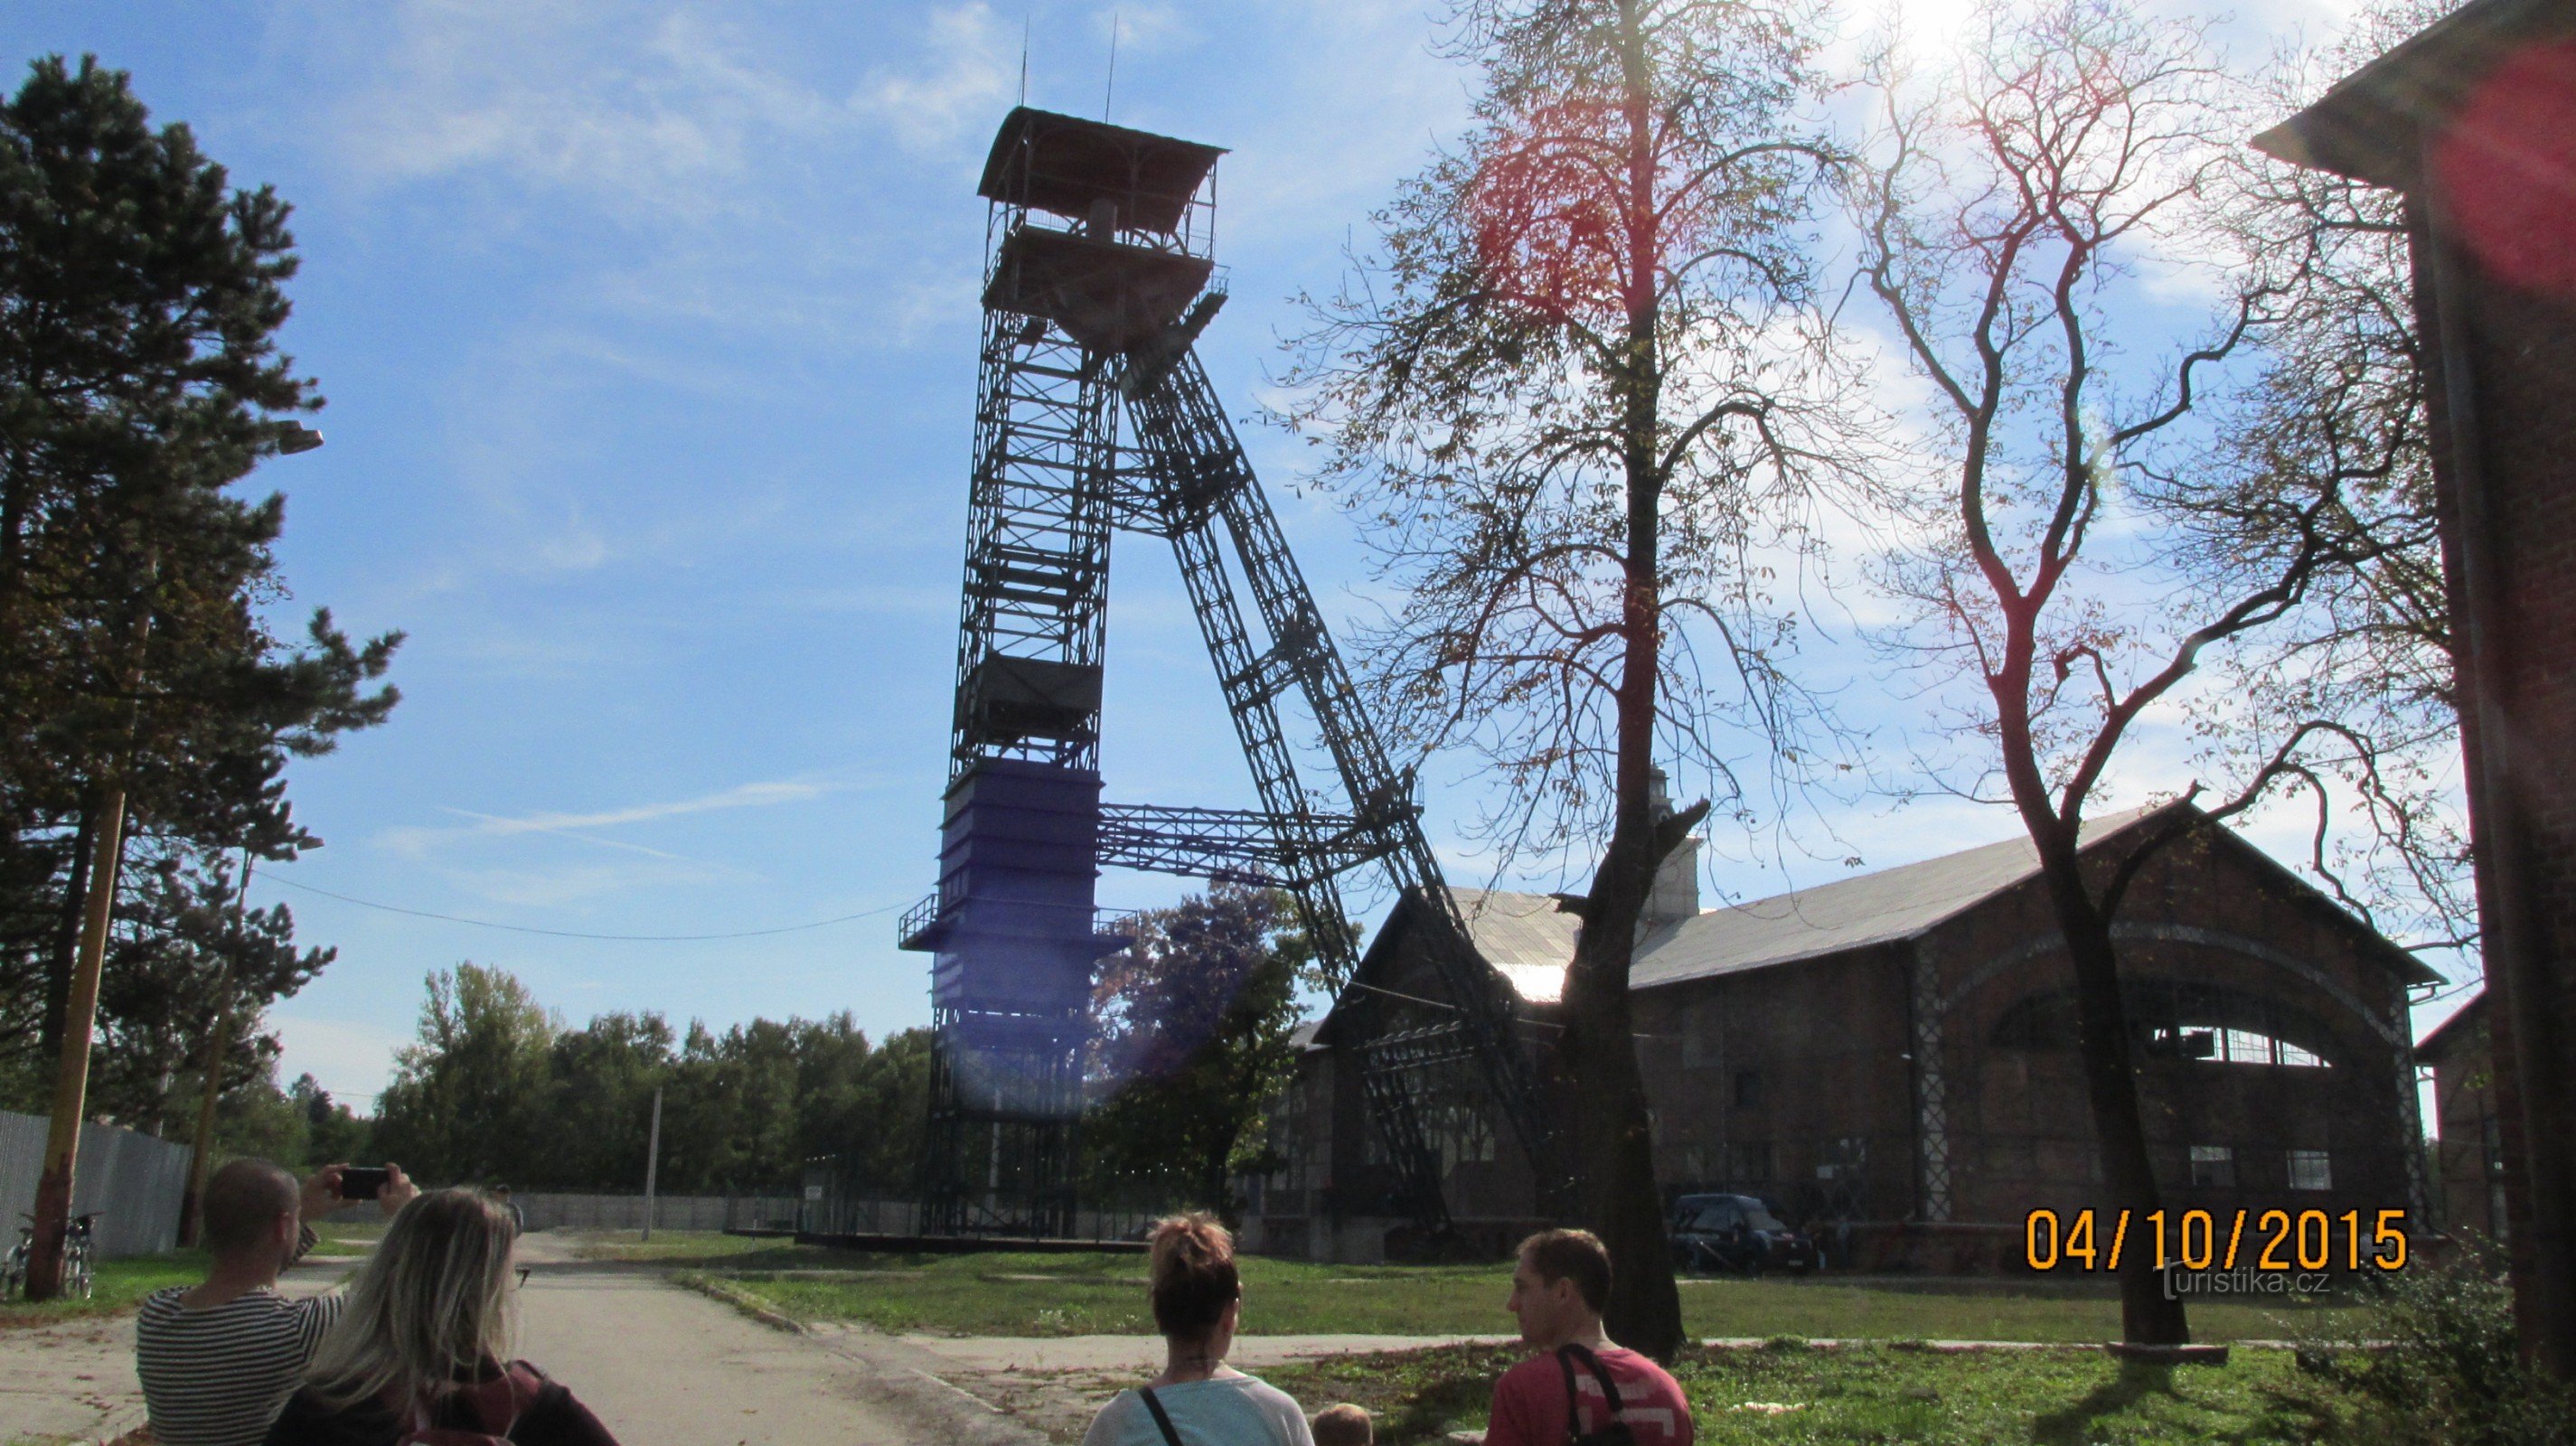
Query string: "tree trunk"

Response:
xmin=1562 ymin=905 xmax=1685 ymax=1358
xmin=2037 ymin=839 xmax=2190 ymax=1345
xmin=1548 ymin=0 xmax=1691 ymax=1362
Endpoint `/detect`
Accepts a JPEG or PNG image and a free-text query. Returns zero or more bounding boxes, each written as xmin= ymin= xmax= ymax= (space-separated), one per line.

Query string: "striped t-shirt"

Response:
xmin=135 ymin=1284 xmax=344 ymax=1446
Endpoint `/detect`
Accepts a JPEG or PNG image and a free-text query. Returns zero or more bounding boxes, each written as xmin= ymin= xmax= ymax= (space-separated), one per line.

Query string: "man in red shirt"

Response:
xmin=1483 ymin=1229 xmax=1693 ymax=1446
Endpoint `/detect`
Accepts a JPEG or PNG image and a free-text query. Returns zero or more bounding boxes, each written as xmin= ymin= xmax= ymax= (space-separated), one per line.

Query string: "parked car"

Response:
xmin=1669 ymin=1193 xmax=1818 ymax=1276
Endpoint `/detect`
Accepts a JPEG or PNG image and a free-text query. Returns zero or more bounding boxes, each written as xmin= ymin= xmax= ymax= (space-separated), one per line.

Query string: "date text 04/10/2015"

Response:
xmin=2023 ymin=1207 xmax=2412 ymax=1273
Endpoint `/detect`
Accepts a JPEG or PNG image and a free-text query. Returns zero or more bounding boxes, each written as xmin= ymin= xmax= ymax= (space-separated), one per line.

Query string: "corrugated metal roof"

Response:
xmin=1451 ymin=806 xmax=2164 ymax=1001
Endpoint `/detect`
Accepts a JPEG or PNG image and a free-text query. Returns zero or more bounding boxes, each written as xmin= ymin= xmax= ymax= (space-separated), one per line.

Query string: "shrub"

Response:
xmin=2289 ymin=1240 xmax=2572 ymax=1446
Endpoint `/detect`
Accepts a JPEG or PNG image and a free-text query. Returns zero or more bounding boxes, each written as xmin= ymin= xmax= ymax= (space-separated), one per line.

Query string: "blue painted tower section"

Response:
xmin=930 ymin=760 xmax=1106 ymax=1019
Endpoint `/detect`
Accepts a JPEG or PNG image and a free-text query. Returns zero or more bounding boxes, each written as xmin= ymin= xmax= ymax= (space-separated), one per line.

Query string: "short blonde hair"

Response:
xmin=1312 ymin=1402 xmax=1372 ymax=1446
xmin=304 ymin=1189 xmax=516 ymax=1410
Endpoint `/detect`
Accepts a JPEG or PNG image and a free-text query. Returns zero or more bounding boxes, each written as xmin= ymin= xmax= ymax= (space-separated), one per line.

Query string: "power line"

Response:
xmin=257 ymin=875 xmax=907 ymax=942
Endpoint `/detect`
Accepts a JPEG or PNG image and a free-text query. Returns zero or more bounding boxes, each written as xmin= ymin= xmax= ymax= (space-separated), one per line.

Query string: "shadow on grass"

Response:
xmin=2031 ymin=1359 xmax=2175 ymax=1445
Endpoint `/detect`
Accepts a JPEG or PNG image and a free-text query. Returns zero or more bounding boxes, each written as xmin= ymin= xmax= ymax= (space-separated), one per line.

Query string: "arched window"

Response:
xmin=1989 ymin=981 xmax=2336 ymax=1068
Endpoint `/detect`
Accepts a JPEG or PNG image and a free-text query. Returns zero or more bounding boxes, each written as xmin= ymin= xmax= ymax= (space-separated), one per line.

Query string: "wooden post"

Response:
xmin=642 ymin=1085 xmax=663 ymax=1242
xmin=25 ymin=787 xmax=129 ymax=1299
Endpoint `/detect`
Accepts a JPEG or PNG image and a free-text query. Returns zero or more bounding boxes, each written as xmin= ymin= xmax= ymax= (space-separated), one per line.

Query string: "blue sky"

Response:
xmin=1 ymin=0 xmax=2430 ymax=1110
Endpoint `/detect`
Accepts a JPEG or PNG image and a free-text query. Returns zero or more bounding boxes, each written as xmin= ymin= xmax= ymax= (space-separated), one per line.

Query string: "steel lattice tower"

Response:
xmin=902 ymin=108 xmax=1566 ymax=1239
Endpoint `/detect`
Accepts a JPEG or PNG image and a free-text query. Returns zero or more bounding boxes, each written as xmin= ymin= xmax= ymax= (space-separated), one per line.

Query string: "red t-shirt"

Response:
xmin=1485 ymin=1345 xmax=1692 ymax=1446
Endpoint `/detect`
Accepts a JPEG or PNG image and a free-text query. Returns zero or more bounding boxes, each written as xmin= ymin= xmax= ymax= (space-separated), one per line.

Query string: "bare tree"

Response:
xmin=1280 ymin=0 xmax=1866 ymax=1357
xmin=2191 ymin=0 xmax=2471 ymax=957
xmin=1855 ymin=0 xmax=2443 ymax=1345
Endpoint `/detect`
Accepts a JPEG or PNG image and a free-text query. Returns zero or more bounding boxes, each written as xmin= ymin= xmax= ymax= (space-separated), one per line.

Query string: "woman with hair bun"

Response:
xmin=1080 ymin=1213 xmax=1314 ymax=1446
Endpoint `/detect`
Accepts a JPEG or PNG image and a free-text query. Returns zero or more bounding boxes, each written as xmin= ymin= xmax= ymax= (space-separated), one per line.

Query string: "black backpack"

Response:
xmin=1556 ymin=1344 xmax=1638 ymax=1446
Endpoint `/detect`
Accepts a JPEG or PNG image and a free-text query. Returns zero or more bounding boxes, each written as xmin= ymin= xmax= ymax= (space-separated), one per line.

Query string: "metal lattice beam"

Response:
xmin=1116 ymin=343 xmax=1571 ymax=1230
xmin=1096 ymin=803 xmax=1388 ymax=886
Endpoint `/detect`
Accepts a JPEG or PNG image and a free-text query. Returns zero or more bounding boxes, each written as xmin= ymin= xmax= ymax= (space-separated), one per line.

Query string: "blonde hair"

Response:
xmin=304 ymin=1189 xmax=517 ymax=1411
xmin=1312 ymin=1403 xmax=1373 ymax=1446
xmin=1145 ymin=1212 xmax=1238 ymax=1343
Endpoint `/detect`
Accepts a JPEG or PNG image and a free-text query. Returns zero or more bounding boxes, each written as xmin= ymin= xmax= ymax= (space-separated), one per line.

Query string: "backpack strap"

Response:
xmin=1137 ymin=1386 xmax=1187 ymax=1446
xmin=1557 ymin=1344 xmax=1629 ymax=1441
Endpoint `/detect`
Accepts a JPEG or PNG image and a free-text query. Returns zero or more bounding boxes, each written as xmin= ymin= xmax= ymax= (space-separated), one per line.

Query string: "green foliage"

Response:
xmin=1084 ymin=886 xmax=1309 ymax=1222
xmin=294 ymin=1072 xmax=372 ymax=1166
xmin=0 ymin=53 xmax=399 ymax=1131
xmin=2286 ymin=1244 xmax=2574 ymax=1446
xmin=366 ymin=962 xmax=927 ymax=1192
xmin=372 ymin=963 xmax=556 ymax=1184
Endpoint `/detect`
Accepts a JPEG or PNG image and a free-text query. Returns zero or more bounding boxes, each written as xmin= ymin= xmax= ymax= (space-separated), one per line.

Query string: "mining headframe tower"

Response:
xmin=896 ymin=107 xmax=1566 ymax=1240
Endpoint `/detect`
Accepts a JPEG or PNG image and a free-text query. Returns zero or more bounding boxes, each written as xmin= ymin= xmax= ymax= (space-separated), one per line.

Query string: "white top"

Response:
xmin=1080 ymin=1374 xmax=1317 ymax=1446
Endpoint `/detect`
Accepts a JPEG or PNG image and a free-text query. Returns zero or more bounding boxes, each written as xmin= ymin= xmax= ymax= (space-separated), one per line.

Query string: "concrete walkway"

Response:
xmin=0 ymin=1236 xmax=1048 ymax=1446
xmin=0 ymin=1253 xmax=345 ymax=1443
xmin=511 ymin=1233 xmax=1039 ymax=1446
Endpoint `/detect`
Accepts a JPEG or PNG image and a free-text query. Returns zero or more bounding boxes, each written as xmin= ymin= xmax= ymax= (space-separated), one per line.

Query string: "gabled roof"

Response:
xmin=1398 ymin=803 xmax=2436 ymax=1006
xmin=1631 ymin=804 xmax=2169 ymax=991
xmin=2416 ymin=991 xmax=2489 ymax=1060
xmin=2251 ymin=0 xmax=2574 ymax=191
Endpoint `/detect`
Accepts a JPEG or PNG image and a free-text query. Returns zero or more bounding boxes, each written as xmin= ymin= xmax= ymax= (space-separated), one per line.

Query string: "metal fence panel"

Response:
xmin=0 ymin=1110 xmax=193 ymax=1259
xmin=507 ymin=1192 xmax=800 ymax=1234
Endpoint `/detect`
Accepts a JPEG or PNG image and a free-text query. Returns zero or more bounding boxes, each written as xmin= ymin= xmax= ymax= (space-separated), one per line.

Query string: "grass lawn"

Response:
xmin=309 ymin=1222 xmax=382 ymax=1258
xmin=1260 ymin=1341 xmax=2346 ymax=1446
xmin=0 ymin=1248 xmax=208 ymax=1329
xmin=688 ymin=1247 xmax=2347 ymax=1342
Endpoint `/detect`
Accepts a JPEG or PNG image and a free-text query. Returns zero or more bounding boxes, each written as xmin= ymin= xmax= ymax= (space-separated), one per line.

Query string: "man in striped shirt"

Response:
xmin=135 ymin=1159 xmax=415 ymax=1446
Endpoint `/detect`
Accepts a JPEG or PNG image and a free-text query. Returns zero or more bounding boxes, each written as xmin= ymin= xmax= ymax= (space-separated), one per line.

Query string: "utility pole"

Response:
xmin=26 ymin=583 xmax=153 ymax=1300
xmin=642 ymin=1085 xmax=663 ymax=1242
xmin=27 ymin=426 xmax=318 ymax=1297
xmin=24 ymin=788 xmax=131 ymax=1298
xmin=178 ymin=851 xmax=256 ymax=1247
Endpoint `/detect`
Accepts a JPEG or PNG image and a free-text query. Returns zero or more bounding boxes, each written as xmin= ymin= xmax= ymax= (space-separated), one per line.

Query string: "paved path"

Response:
xmin=512 ymin=1234 xmax=1039 ymax=1446
xmin=0 ymin=1239 xmax=1044 ymax=1446
xmin=0 ymin=1254 xmax=346 ymax=1444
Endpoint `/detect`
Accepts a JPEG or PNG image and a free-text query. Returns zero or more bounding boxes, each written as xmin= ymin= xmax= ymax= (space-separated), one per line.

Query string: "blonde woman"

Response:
xmin=1081 ymin=1214 xmax=1313 ymax=1446
xmin=264 ymin=1189 xmax=616 ymax=1446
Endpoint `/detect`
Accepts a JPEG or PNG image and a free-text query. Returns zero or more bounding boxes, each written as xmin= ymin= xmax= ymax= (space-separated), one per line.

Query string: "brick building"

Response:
xmin=1246 ymin=800 xmax=2439 ymax=1268
xmin=2421 ymin=992 xmax=2509 ymax=1244
xmin=2254 ymin=0 xmax=2576 ymax=1362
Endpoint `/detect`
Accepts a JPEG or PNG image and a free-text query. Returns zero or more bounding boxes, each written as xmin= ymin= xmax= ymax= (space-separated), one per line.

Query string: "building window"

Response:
xmin=1818 ymin=1136 xmax=1866 ymax=1181
xmin=1682 ymin=1000 xmax=1721 ymax=1069
xmin=2201 ymin=1025 xmax=2327 ymax=1067
xmin=2287 ymin=1150 xmax=2332 ymax=1191
xmin=1734 ymin=1070 xmax=1762 ymax=1108
xmin=1727 ymin=1141 xmax=1772 ymax=1183
xmin=2189 ymin=1145 xmax=2236 ymax=1188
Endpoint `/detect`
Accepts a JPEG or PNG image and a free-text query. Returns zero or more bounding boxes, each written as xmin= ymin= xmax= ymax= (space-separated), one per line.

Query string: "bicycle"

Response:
xmin=1 ymin=1212 xmax=102 ymax=1300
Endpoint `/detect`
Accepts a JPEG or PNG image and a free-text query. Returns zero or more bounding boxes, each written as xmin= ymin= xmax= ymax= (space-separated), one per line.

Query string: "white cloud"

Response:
xmin=330 ymin=2 xmax=848 ymax=221
xmin=376 ymin=777 xmax=840 ymax=860
xmin=1092 ymin=5 xmax=1197 ymax=57
xmin=852 ymin=4 xmax=1017 ymax=154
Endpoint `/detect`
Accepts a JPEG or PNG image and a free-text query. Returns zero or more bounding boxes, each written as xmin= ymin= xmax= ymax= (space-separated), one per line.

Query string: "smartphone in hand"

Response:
xmin=337 ymin=1166 xmax=390 ymax=1200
